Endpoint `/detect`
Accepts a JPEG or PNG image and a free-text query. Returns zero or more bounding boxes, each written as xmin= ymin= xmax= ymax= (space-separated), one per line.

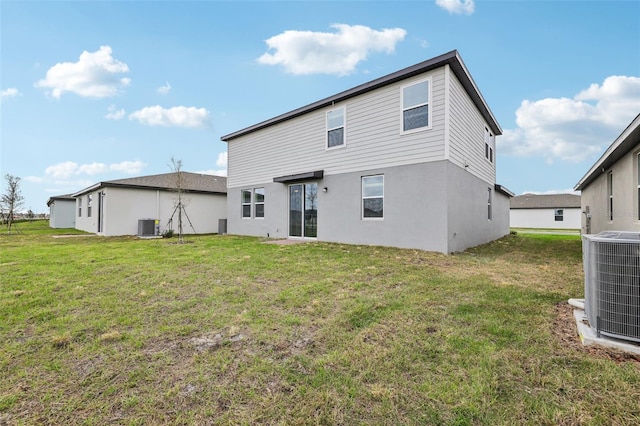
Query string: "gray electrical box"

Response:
xmin=218 ymin=219 xmax=227 ymax=235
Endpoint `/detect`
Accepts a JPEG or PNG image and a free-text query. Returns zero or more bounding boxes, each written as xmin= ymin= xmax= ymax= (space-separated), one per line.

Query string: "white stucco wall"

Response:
xmin=75 ymin=187 xmax=226 ymax=236
xmin=510 ymin=208 xmax=581 ymax=229
xmin=49 ymin=199 xmax=76 ymax=228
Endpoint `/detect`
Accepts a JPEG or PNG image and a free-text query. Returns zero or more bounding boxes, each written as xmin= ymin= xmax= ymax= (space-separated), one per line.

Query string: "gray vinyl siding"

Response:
xmin=227 ymin=69 xmax=447 ymax=188
xmin=448 ymin=70 xmax=496 ymax=184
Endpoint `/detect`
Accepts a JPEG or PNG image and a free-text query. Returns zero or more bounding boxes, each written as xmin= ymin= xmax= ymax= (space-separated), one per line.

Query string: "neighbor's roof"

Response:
xmin=221 ymin=50 xmax=502 ymax=142
xmin=574 ymin=114 xmax=640 ymax=191
xmin=72 ymin=172 xmax=227 ymax=197
xmin=46 ymin=194 xmax=75 ymax=207
xmin=510 ymin=194 xmax=581 ymax=209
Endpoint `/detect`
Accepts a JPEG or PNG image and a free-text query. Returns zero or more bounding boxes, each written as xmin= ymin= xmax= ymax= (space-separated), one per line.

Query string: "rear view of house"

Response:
xmin=221 ymin=50 xmax=512 ymax=253
xmin=73 ymin=172 xmax=227 ymax=236
xmin=510 ymin=194 xmax=581 ymax=230
xmin=575 ymin=114 xmax=640 ymax=234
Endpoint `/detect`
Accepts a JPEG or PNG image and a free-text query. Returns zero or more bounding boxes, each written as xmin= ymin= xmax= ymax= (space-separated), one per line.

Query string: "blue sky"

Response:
xmin=1 ymin=0 xmax=639 ymax=213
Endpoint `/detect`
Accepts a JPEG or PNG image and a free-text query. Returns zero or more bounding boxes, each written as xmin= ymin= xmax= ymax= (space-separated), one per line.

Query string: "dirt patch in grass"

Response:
xmin=553 ymin=302 xmax=640 ymax=363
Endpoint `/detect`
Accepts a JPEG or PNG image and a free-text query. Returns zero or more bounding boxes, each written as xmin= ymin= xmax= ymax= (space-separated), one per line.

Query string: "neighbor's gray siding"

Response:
xmin=49 ymin=199 xmax=76 ymax=229
xmin=228 ymin=161 xmax=507 ymax=254
xmin=580 ymin=145 xmax=640 ymax=233
xmin=227 ymin=68 xmax=447 ymax=189
xmin=447 ymin=67 xmax=496 ymax=184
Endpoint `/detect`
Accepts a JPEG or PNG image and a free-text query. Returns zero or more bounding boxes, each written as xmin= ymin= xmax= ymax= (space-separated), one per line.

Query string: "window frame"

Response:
xmin=241 ymin=189 xmax=252 ymax=219
xmin=487 ymin=187 xmax=492 ymax=221
xmin=254 ymin=187 xmax=265 ymax=219
xmin=326 ymin=106 xmax=346 ymax=150
xmin=362 ymin=175 xmax=384 ymax=220
xmin=78 ymin=197 xmax=82 ymax=217
xmin=637 ymin=152 xmax=640 ymax=221
xmin=400 ymin=78 xmax=431 ymax=134
xmin=484 ymin=127 xmax=494 ymax=163
xmin=554 ymin=209 xmax=564 ymax=222
xmin=607 ymin=171 xmax=614 ymax=221
xmin=87 ymin=194 xmax=93 ymax=218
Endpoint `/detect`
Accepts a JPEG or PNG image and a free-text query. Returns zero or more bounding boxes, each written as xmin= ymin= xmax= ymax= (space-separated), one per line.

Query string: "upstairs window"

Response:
xmin=362 ymin=175 xmax=384 ymax=219
xmin=554 ymin=209 xmax=564 ymax=222
xmin=608 ymin=171 xmax=614 ymax=221
xmin=485 ymin=127 xmax=494 ymax=163
xmin=241 ymin=190 xmax=251 ymax=218
xmin=327 ymin=107 xmax=345 ymax=148
xmin=254 ymin=188 xmax=265 ymax=218
xmin=402 ymin=79 xmax=430 ymax=132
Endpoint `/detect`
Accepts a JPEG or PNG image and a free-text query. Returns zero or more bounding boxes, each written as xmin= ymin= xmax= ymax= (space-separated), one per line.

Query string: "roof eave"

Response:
xmin=574 ymin=114 xmax=640 ymax=191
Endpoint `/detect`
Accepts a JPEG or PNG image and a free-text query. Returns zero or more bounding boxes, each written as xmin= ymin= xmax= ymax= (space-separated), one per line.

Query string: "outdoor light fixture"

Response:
xmin=322 ymin=187 xmax=328 ymax=193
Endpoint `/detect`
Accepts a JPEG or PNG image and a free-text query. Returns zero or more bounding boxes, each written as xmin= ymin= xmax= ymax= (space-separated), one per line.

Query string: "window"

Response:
xmin=87 ymin=194 xmax=93 ymax=218
xmin=608 ymin=171 xmax=613 ymax=221
xmin=402 ymin=79 xmax=430 ymax=132
xmin=485 ymin=127 xmax=494 ymax=163
xmin=78 ymin=197 xmax=82 ymax=217
xmin=254 ymin=188 xmax=265 ymax=218
xmin=241 ymin=190 xmax=251 ymax=218
xmin=362 ymin=175 xmax=384 ymax=219
xmin=327 ymin=107 xmax=345 ymax=148
xmin=637 ymin=153 xmax=640 ymax=220
xmin=555 ymin=209 xmax=564 ymax=222
xmin=487 ymin=187 xmax=492 ymax=221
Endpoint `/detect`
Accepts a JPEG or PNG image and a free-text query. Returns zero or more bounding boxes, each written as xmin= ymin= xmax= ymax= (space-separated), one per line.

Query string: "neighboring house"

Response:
xmin=221 ymin=50 xmax=513 ymax=254
xmin=575 ymin=114 xmax=640 ymax=234
xmin=72 ymin=172 xmax=227 ymax=236
xmin=510 ymin=194 xmax=581 ymax=230
xmin=46 ymin=194 xmax=76 ymax=228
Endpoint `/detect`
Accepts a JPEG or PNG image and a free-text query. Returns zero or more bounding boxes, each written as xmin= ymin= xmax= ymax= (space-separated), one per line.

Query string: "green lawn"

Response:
xmin=1 ymin=221 xmax=639 ymax=425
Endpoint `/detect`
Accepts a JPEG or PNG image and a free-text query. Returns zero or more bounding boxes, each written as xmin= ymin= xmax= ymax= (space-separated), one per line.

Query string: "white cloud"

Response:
xmin=24 ymin=176 xmax=44 ymax=183
xmin=499 ymin=75 xmax=640 ymax=163
xmin=216 ymin=151 xmax=227 ymax=168
xmin=44 ymin=160 xmax=146 ymax=179
xmin=35 ymin=46 xmax=130 ymax=99
xmin=520 ymin=189 xmax=580 ymax=196
xmin=1 ymin=88 xmax=21 ymax=99
xmin=197 ymin=169 xmax=227 ymax=177
xmin=109 ymin=161 xmax=145 ymax=174
xmin=105 ymin=104 xmax=125 ymax=120
xmin=157 ymin=82 xmax=171 ymax=94
xmin=257 ymin=24 xmax=407 ymax=76
xmin=436 ymin=0 xmax=475 ymax=15
xmin=129 ymin=105 xmax=211 ymax=128
xmin=196 ymin=152 xmax=228 ymax=176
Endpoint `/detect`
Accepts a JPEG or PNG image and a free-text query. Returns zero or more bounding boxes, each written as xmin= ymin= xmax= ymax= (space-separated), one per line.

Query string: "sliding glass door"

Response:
xmin=289 ymin=183 xmax=317 ymax=238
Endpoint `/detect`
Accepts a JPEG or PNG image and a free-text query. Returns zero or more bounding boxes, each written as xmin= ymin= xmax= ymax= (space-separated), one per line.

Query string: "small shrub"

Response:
xmin=162 ymin=229 xmax=174 ymax=238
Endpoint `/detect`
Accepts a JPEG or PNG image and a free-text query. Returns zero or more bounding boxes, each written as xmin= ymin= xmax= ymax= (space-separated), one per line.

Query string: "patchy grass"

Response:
xmin=1 ymin=229 xmax=639 ymax=425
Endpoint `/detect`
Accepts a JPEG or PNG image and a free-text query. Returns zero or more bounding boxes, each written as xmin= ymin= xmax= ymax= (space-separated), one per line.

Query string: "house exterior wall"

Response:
xmin=228 ymin=161 xmax=508 ymax=254
xmin=446 ymin=164 xmax=509 ymax=252
xmin=447 ymin=68 xmax=496 ymax=184
xmin=49 ymin=199 xmax=76 ymax=228
xmin=75 ymin=187 xmax=226 ymax=236
xmin=580 ymin=146 xmax=640 ymax=234
xmin=225 ymin=59 xmax=506 ymax=254
xmin=227 ymin=68 xmax=448 ymax=189
xmin=510 ymin=208 xmax=581 ymax=229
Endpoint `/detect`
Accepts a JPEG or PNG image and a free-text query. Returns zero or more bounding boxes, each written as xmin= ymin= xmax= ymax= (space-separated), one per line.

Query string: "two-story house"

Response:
xmin=221 ymin=50 xmax=513 ymax=254
xmin=575 ymin=114 xmax=640 ymax=234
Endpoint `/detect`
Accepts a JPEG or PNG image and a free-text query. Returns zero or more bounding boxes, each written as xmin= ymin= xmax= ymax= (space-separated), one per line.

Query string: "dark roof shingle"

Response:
xmin=73 ymin=172 xmax=227 ymax=197
xmin=510 ymin=194 xmax=581 ymax=209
